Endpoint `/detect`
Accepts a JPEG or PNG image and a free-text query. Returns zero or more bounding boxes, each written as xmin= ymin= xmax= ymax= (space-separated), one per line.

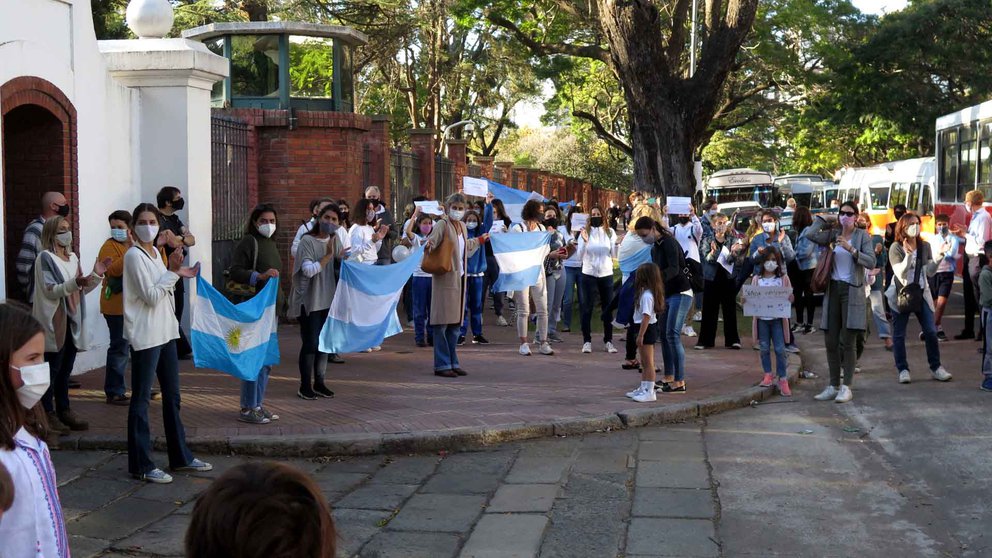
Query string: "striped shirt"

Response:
xmin=15 ymin=217 xmax=45 ymax=299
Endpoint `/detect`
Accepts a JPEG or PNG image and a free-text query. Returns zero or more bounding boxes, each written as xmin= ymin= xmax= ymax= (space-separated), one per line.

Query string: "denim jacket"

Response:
xmin=701 ymin=232 xmax=743 ymax=282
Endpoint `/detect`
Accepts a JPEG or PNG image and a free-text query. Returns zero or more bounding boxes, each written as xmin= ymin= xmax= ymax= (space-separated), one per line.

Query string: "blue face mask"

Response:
xmin=110 ymin=228 xmax=128 ymax=242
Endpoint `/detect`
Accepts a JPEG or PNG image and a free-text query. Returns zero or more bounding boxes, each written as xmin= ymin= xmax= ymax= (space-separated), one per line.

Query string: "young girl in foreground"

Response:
xmin=749 ymin=248 xmax=793 ymax=396
xmin=0 ymin=302 xmax=69 ymax=557
xmin=626 ymin=263 xmax=666 ymax=402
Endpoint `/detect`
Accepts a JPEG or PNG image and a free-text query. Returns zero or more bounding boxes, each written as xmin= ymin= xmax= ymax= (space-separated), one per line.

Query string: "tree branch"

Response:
xmin=573 ymin=109 xmax=633 ymax=155
xmin=665 ymin=0 xmax=692 ymax=70
xmin=487 ymin=13 xmax=609 ymax=62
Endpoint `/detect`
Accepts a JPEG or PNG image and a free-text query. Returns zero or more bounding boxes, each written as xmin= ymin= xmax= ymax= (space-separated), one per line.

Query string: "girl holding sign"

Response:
xmin=746 ymin=248 xmax=794 ymax=396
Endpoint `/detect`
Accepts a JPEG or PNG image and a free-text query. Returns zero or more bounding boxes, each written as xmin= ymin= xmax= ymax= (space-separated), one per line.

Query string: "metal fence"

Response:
xmin=493 ymin=166 xmax=506 ymax=185
xmin=210 ymin=114 xmax=250 ymax=286
xmin=468 ymin=163 xmax=482 ymax=178
xmin=390 ymin=148 xmax=420 ymax=222
xmin=435 ymin=155 xmax=455 ymax=203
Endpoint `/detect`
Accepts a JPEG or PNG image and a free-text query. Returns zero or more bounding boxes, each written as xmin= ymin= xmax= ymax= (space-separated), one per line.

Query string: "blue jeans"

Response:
xmin=42 ymin=335 xmax=77 ymax=414
xmin=127 ymin=340 xmax=193 ymax=475
xmin=891 ymin=302 xmax=941 ymax=373
xmin=461 ymin=276 xmax=485 ymax=337
xmin=983 ymin=310 xmax=992 ymax=377
xmin=433 ymin=323 xmax=460 ymax=371
xmin=240 ymin=365 xmax=270 ymax=409
xmin=868 ymin=290 xmax=892 ymax=339
xmin=412 ymin=276 xmax=433 ymax=344
xmin=104 ymin=315 xmax=129 ymax=398
xmin=580 ymin=273 xmax=614 ymax=343
xmin=757 ymin=319 xmax=788 ymax=378
xmin=661 ymin=294 xmax=692 ymax=381
xmin=561 ymin=266 xmax=581 ymax=329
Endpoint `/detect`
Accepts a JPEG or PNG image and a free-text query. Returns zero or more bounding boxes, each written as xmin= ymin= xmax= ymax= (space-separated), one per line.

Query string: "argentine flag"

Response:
xmin=191 ymin=275 xmax=279 ymax=381
xmin=491 ymin=231 xmax=552 ymax=292
xmin=487 ymin=180 xmax=534 ymax=223
xmin=618 ymin=233 xmax=654 ymax=282
xmin=319 ymin=245 xmax=424 ymax=354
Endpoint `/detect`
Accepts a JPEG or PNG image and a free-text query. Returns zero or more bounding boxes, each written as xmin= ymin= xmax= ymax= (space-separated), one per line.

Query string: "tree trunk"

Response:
xmin=629 ymin=107 xmax=696 ymax=198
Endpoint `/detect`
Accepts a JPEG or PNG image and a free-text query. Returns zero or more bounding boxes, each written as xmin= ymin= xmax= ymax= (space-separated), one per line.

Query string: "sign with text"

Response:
xmin=463 ymin=176 xmax=489 ymax=197
xmin=667 ymin=196 xmax=692 ymax=216
xmin=414 ymin=200 xmax=444 ymax=216
xmin=570 ymin=213 xmax=589 ymax=232
xmin=741 ymin=285 xmax=792 ymax=319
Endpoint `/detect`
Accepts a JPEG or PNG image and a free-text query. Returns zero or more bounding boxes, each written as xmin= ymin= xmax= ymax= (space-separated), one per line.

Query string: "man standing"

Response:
xmin=364 ymin=186 xmax=397 ymax=266
xmin=157 ymin=186 xmax=196 ymax=358
xmin=15 ymin=191 xmax=69 ymax=302
xmin=954 ymin=190 xmax=992 ymax=340
xmin=928 ymin=214 xmax=959 ymax=341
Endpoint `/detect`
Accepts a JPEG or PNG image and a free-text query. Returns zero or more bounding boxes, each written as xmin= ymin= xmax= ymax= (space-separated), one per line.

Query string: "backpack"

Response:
xmin=678 ymin=248 xmax=704 ymax=293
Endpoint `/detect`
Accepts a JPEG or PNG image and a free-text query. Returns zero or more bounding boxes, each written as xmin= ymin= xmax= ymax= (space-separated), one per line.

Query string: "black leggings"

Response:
xmin=793 ymin=268 xmax=816 ymax=325
xmin=298 ymin=307 xmax=329 ymax=390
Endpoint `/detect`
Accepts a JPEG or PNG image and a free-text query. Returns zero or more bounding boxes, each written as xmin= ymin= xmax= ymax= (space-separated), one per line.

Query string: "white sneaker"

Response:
xmin=539 ymin=342 xmax=554 ymax=355
xmin=632 ymin=389 xmax=657 ymax=402
xmin=682 ymin=325 xmax=697 ymax=337
xmin=930 ymin=366 xmax=952 ymax=382
xmin=693 ymin=311 xmax=702 ymax=322
xmin=605 ymin=341 xmax=618 ymax=353
xmin=497 ymin=316 xmax=509 ymax=327
xmin=519 ymin=343 xmax=531 ymax=356
xmin=898 ymin=370 xmax=911 ymax=384
xmin=582 ymin=342 xmax=592 ymax=353
xmin=835 ymin=385 xmax=853 ymax=403
xmin=370 ymin=346 xmax=382 ymax=352
xmin=626 ymin=386 xmax=645 ymax=398
xmin=814 ymin=385 xmax=839 ymax=401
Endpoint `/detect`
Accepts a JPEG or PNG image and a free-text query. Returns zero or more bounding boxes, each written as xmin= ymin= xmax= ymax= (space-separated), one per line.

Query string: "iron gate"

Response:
xmin=210 ymin=114 xmax=250 ymax=287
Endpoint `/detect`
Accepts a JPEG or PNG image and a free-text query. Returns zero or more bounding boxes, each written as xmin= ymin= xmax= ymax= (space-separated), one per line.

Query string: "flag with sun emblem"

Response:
xmin=190 ymin=274 xmax=279 ymax=380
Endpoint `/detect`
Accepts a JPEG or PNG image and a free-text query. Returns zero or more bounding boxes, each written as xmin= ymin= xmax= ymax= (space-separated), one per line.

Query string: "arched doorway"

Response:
xmin=0 ymin=77 xmax=77 ymax=301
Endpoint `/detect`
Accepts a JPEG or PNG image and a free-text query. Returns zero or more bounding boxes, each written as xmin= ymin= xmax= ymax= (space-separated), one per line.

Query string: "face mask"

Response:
xmin=707 ymin=210 xmax=718 ymax=218
xmin=466 ymin=222 xmax=478 ymax=230
xmin=714 ymin=223 xmax=726 ymax=233
xmin=589 ymin=216 xmax=603 ymax=228
xmin=762 ymin=222 xmax=775 ymax=233
xmin=12 ymin=362 xmax=50 ymax=409
xmin=173 ymin=198 xmax=186 ymax=211
xmin=57 ymin=204 xmax=71 ymax=217
xmin=763 ymin=261 xmax=778 ymax=272
xmin=894 ymin=212 xmax=906 ymax=221
xmin=906 ymin=224 xmax=920 ymax=238
xmin=544 ymin=217 xmax=558 ymax=228
xmin=449 ymin=209 xmax=465 ymax=221
xmin=257 ymin=223 xmax=276 ymax=238
xmin=839 ymin=215 xmax=856 ymax=229
xmin=340 ymin=209 xmax=349 ymax=217
xmin=110 ymin=228 xmax=128 ymax=242
xmin=678 ymin=216 xmax=691 ymax=225
xmin=366 ymin=210 xmax=376 ymax=223
xmin=419 ymin=224 xmax=433 ymax=235
xmin=319 ymin=222 xmax=338 ymax=235
xmin=641 ymin=233 xmax=655 ymax=245
xmin=56 ymin=231 xmax=73 ymax=247
xmin=938 ymin=225 xmax=948 ymax=235
xmin=134 ymin=224 xmax=159 ymax=244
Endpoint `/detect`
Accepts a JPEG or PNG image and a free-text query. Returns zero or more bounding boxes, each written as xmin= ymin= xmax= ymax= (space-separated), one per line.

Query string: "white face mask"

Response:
xmin=257 ymin=223 xmax=276 ymax=238
xmin=906 ymin=224 xmax=920 ymax=238
xmin=763 ymin=261 xmax=778 ymax=272
xmin=762 ymin=222 xmax=776 ymax=234
xmin=449 ymin=209 xmax=465 ymax=221
xmin=12 ymin=362 xmax=50 ymax=409
xmin=56 ymin=231 xmax=73 ymax=247
xmin=466 ymin=222 xmax=478 ymax=230
xmin=134 ymin=224 xmax=159 ymax=244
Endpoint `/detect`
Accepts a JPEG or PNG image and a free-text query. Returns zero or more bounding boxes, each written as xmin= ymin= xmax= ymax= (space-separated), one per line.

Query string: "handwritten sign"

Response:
xmin=570 ymin=213 xmax=589 ymax=232
xmin=741 ymin=285 xmax=792 ymax=319
xmin=528 ymin=191 xmax=545 ymax=202
xmin=667 ymin=196 xmax=692 ymax=216
xmin=414 ymin=200 xmax=444 ymax=216
xmin=463 ymin=176 xmax=489 ymax=197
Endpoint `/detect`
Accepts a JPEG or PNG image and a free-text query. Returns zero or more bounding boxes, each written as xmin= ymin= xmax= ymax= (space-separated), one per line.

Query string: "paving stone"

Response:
xmin=421 ymin=452 xmax=515 ymax=494
xmin=368 ymin=456 xmax=440 ymax=485
xmin=516 ymin=437 xmax=580 ymax=458
xmin=332 ymin=508 xmax=393 ymax=558
xmin=571 ymin=448 xmax=631 ymax=475
xmin=638 ymin=441 xmax=706 ymax=461
xmin=558 ymin=471 xmax=630 ymax=502
xmin=314 ymin=471 xmax=372 ymax=494
xmin=637 ymin=427 xmax=704 ymax=442
xmin=51 ymin=451 xmax=116 ymax=485
xmin=435 ymin=451 xmax=516 ymax=476
xmin=486 ymin=484 xmax=559 ymax=513
xmin=632 ymin=488 xmax=715 ymax=519
xmin=635 ymin=459 xmax=710 ymax=489
xmin=503 ymin=457 xmax=571 ymax=484
xmin=539 ymin=493 xmax=628 ymax=557
xmin=358 ymin=531 xmax=461 ymax=558
xmin=115 ymin=513 xmax=190 ymax=556
xmin=316 ymin=456 xmax=385 ymax=474
xmin=460 ymin=514 xmax=549 ymax=558
xmin=69 ymin=535 xmax=111 ymax=558
xmin=335 ymin=483 xmax=419 ymax=511
xmin=58 ymin=476 xmax=136 ymax=521
xmin=68 ymin=496 xmax=177 ymax=540
xmin=625 ymin=517 xmax=718 ymax=557
xmin=388 ymin=493 xmax=487 ymax=533
xmin=131 ymin=474 xmax=212 ymax=504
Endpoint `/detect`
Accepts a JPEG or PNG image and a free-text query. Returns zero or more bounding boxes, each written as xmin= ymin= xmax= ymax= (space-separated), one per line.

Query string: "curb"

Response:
xmin=56 ymin=364 xmax=801 ymax=457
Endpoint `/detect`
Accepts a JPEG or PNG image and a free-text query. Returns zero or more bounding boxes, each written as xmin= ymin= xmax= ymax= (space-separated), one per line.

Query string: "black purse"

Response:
xmin=896 ymin=246 xmax=924 ymax=314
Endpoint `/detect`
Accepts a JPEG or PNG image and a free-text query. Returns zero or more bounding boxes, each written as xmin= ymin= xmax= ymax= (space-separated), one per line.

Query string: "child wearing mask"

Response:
xmin=928 ymin=214 xmax=959 ymax=340
xmin=459 ymin=200 xmax=494 ymax=345
xmin=745 ymin=248 xmax=793 ymax=396
xmin=405 ymin=210 xmax=436 ymax=347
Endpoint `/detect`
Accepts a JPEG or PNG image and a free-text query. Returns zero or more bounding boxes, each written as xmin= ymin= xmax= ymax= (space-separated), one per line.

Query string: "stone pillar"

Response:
xmin=535 ymin=170 xmax=550 ymax=199
xmin=582 ymin=181 xmax=593 ymax=209
xmin=514 ymin=167 xmax=530 ymax=191
xmin=473 ymin=156 xmax=494 ymax=180
xmin=446 ymin=139 xmax=468 ymax=191
xmin=409 ymin=129 xmax=436 ymax=198
xmin=366 ymin=115 xmax=392 ymax=203
xmin=494 ymin=161 xmax=514 ymax=185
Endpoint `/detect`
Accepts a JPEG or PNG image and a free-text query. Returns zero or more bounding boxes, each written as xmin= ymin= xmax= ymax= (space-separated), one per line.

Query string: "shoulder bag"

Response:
xmin=810 ymin=242 xmax=834 ymax=293
xmin=422 ymin=220 xmax=454 ymax=275
xmin=896 ymin=245 xmax=924 ymax=314
xmin=225 ymin=236 xmax=258 ymax=299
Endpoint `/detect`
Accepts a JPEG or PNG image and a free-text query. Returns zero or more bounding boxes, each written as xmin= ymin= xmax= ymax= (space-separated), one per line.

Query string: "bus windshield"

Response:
xmin=709 ymin=185 xmax=774 ymax=206
xmin=869 ymin=186 xmax=890 ymax=210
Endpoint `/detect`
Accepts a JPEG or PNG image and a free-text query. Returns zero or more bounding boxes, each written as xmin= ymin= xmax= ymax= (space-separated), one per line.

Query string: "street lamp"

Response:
xmin=440 ymin=120 xmax=475 ymax=153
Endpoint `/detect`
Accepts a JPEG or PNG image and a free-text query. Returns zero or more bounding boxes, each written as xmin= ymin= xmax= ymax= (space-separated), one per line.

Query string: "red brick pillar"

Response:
xmin=409 ymin=129 xmax=436 ymax=198
xmin=582 ymin=181 xmax=593 ymax=209
xmin=536 ymin=170 xmax=550 ymax=199
xmin=514 ymin=167 xmax=530 ymax=191
xmin=446 ymin=139 xmax=468 ymax=191
xmin=473 ymin=156 xmax=494 ymax=180
xmin=495 ymin=161 xmax=514 ymax=185
xmin=366 ymin=115 xmax=392 ymax=203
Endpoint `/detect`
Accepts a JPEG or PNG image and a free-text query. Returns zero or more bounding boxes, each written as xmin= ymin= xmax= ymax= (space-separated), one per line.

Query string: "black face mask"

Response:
xmin=590 ymin=216 xmax=603 ymax=228
xmin=678 ymin=216 xmax=691 ymax=225
xmin=894 ymin=211 xmax=905 ymax=221
xmin=56 ymin=204 xmax=70 ymax=217
xmin=172 ymin=198 xmax=185 ymax=211
xmin=544 ymin=217 xmax=558 ymax=228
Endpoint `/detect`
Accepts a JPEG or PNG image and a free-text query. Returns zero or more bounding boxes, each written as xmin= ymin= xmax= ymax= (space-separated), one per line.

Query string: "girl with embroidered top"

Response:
xmin=459 ymin=197 xmax=495 ymax=345
xmin=511 ymin=200 xmax=559 ymax=356
xmin=578 ymin=205 xmax=620 ymax=355
xmin=348 ymin=198 xmax=390 ymax=265
xmin=288 ymin=203 xmax=347 ymax=400
xmin=405 ymin=210 xmax=437 ymax=347
xmin=32 ymin=215 xmax=109 ymax=434
xmin=625 ymin=263 xmax=666 ymax=403
xmin=0 ymin=302 xmax=69 ymax=558
xmin=746 ymin=248 xmax=794 ymax=396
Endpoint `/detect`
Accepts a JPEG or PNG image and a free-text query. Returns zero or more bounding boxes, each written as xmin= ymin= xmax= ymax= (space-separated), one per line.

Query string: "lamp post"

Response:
xmin=440 ymin=120 xmax=475 ymax=153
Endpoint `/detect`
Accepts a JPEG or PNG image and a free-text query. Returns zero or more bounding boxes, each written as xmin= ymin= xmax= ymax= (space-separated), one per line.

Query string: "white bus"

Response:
xmin=704 ymin=168 xmax=775 ymax=206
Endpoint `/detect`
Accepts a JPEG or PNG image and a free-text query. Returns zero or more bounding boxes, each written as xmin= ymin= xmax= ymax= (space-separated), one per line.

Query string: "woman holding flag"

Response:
xmin=426 ymin=193 xmax=488 ymax=377
xmin=511 ymin=200 xmax=560 ymax=357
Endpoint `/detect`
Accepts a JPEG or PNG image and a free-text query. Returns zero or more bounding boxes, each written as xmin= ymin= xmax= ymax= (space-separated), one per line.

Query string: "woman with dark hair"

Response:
xmin=124 ymin=203 xmax=211 ymax=483
xmin=543 ymin=203 xmax=573 ymax=342
xmin=349 ymin=198 xmax=389 ymax=266
xmin=512 ymin=199 xmax=556 ymax=356
xmin=578 ymin=205 xmax=619 ymax=354
xmin=337 ymin=200 xmax=352 ymax=230
xmin=288 ymin=204 xmax=346 ymax=400
xmin=807 ymin=201 xmax=875 ymax=403
xmin=791 ymin=206 xmax=818 ymax=333
xmin=560 ymin=205 xmax=585 ymax=332
xmin=0 ymin=302 xmax=69 ymax=556
xmin=484 ymin=199 xmax=513 ymax=327
xmin=226 ymin=204 xmax=284 ymax=424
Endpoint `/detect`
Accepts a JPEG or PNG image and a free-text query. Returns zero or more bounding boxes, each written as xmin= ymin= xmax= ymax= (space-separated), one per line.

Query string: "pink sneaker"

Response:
xmin=778 ymin=378 xmax=792 ymax=396
xmin=760 ymin=373 xmax=775 ymax=387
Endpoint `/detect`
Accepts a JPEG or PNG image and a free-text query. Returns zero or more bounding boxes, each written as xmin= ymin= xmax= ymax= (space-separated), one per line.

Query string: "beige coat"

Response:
xmin=426 ymin=217 xmax=481 ymax=325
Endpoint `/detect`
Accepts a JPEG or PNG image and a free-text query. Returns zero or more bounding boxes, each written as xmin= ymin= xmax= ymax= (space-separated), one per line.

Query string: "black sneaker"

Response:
xmin=313 ymin=384 xmax=335 ymax=398
xmin=955 ymin=330 xmax=976 ymax=340
xmin=297 ymin=388 xmax=318 ymax=400
xmin=472 ymin=335 xmax=490 ymax=344
xmin=937 ymin=330 xmax=948 ymax=342
xmin=416 ymin=341 xmax=428 ymax=347
xmin=457 ymin=336 xmax=466 ymax=346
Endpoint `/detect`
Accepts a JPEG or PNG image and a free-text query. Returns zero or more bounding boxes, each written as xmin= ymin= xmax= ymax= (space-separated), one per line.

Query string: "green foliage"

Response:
xmin=498 ymin=127 xmax=632 ymax=191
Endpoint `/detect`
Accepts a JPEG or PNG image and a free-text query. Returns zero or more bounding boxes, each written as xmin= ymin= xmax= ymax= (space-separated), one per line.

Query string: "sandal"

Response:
xmin=621 ymin=360 xmax=641 ymax=370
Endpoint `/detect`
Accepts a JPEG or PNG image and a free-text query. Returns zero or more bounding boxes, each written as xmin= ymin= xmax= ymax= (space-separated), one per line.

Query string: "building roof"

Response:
xmin=182 ymin=21 xmax=368 ymax=46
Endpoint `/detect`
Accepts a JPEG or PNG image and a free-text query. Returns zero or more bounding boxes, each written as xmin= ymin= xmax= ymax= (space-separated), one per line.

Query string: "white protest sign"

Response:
xmin=463 ymin=176 xmax=489 ymax=197
xmin=667 ymin=196 xmax=692 ymax=216
xmin=528 ymin=191 xmax=545 ymax=202
xmin=570 ymin=213 xmax=589 ymax=232
xmin=414 ymin=200 xmax=444 ymax=216
xmin=717 ymin=246 xmax=734 ymax=275
xmin=741 ymin=285 xmax=792 ymax=319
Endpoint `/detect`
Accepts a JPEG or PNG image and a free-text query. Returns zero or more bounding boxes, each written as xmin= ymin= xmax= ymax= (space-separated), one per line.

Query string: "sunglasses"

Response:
xmin=839 ymin=210 xmax=856 ymax=217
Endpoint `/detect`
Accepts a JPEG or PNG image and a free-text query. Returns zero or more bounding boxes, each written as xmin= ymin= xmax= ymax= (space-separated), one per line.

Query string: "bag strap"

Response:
xmin=251 ymin=236 xmax=259 ymax=271
xmin=911 ymin=245 xmax=923 ymax=285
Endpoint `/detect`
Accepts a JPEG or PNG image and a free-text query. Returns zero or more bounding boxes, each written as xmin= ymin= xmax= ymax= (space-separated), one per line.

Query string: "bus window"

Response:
xmin=981 ymin=120 xmax=992 ymax=185
xmin=960 ymin=124 xmax=979 ymax=202
xmin=823 ymin=188 xmax=838 ymax=208
xmin=908 ymin=182 xmax=920 ymax=211
xmin=940 ymin=128 xmax=959 ymax=202
xmin=869 ymin=186 xmax=889 ymax=210
xmin=890 ymin=182 xmax=909 ymax=207
xmin=920 ymin=183 xmax=933 ymax=215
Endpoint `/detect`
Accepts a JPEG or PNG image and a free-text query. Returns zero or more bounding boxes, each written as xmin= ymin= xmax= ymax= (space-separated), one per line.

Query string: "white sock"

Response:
xmin=641 ymin=381 xmax=654 ymax=391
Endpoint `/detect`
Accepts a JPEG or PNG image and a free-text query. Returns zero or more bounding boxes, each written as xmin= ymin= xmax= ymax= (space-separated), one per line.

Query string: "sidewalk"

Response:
xmin=59 ymin=309 xmax=795 ymax=456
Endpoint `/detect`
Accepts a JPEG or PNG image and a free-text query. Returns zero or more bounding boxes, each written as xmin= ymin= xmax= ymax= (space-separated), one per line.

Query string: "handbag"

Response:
xmin=896 ymin=246 xmax=924 ymax=314
xmin=810 ymin=243 xmax=834 ymax=293
xmin=422 ymin=220 xmax=454 ymax=275
xmin=224 ymin=236 xmax=258 ymax=299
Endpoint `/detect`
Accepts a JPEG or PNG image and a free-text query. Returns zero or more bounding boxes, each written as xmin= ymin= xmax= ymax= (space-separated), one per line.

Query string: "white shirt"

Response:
xmin=410 ymin=235 xmax=431 ymax=278
xmin=561 ymin=226 xmax=582 ymax=268
xmin=965 ymin=209 xmax=992 ymax=256
xmin=349 ymin=224 xmax=381 ymax=265
xmin=578 ymin=228 xmax=616 ymax=278
xmin=291 ymin=219 xmax=314 ymax=258
xmin=929 ymin=232 xmax=958 ymax=273
xmin=0 ymin=428 xmax=69 ymax=558
xmin=831 ymin=245 xmax=855 ymax=284
xmin=674 ymin=218 xmax=703 ymax=263
xmin=756 ymin=275 xmax=784 ymax=320
xmin=633 ymin=290 xmax=658 ymax=324
xmin=457 ymin=234 xmax=466 ymax=277
xmin=123 ymin=245 xmax=180 ymax=351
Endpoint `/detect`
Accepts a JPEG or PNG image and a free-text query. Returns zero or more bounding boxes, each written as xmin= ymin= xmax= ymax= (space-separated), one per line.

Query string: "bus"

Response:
xmin=772 ymin=174 xmax=833 ymax=210
xmin=935 ymin=100 xmax=992 ymax=233
xmin=830 ymin=159 xmax=934 ymax=237
xmin=704 ymin=168 xmax=775 ymax=206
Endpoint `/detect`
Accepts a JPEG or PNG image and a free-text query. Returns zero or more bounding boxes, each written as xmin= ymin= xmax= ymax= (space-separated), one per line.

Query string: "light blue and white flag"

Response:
xmin=618 ymin=233 xmax=654 ymax=282
xmin=191 ymin=275 xmax=279 ymax=381
xmin=491 ymin=231 xmax=552 ymax=292
xmin=487 ymin=180 xmax=534 ymax=224
xmin=319 ymin=245 xmax=424 ymax=354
